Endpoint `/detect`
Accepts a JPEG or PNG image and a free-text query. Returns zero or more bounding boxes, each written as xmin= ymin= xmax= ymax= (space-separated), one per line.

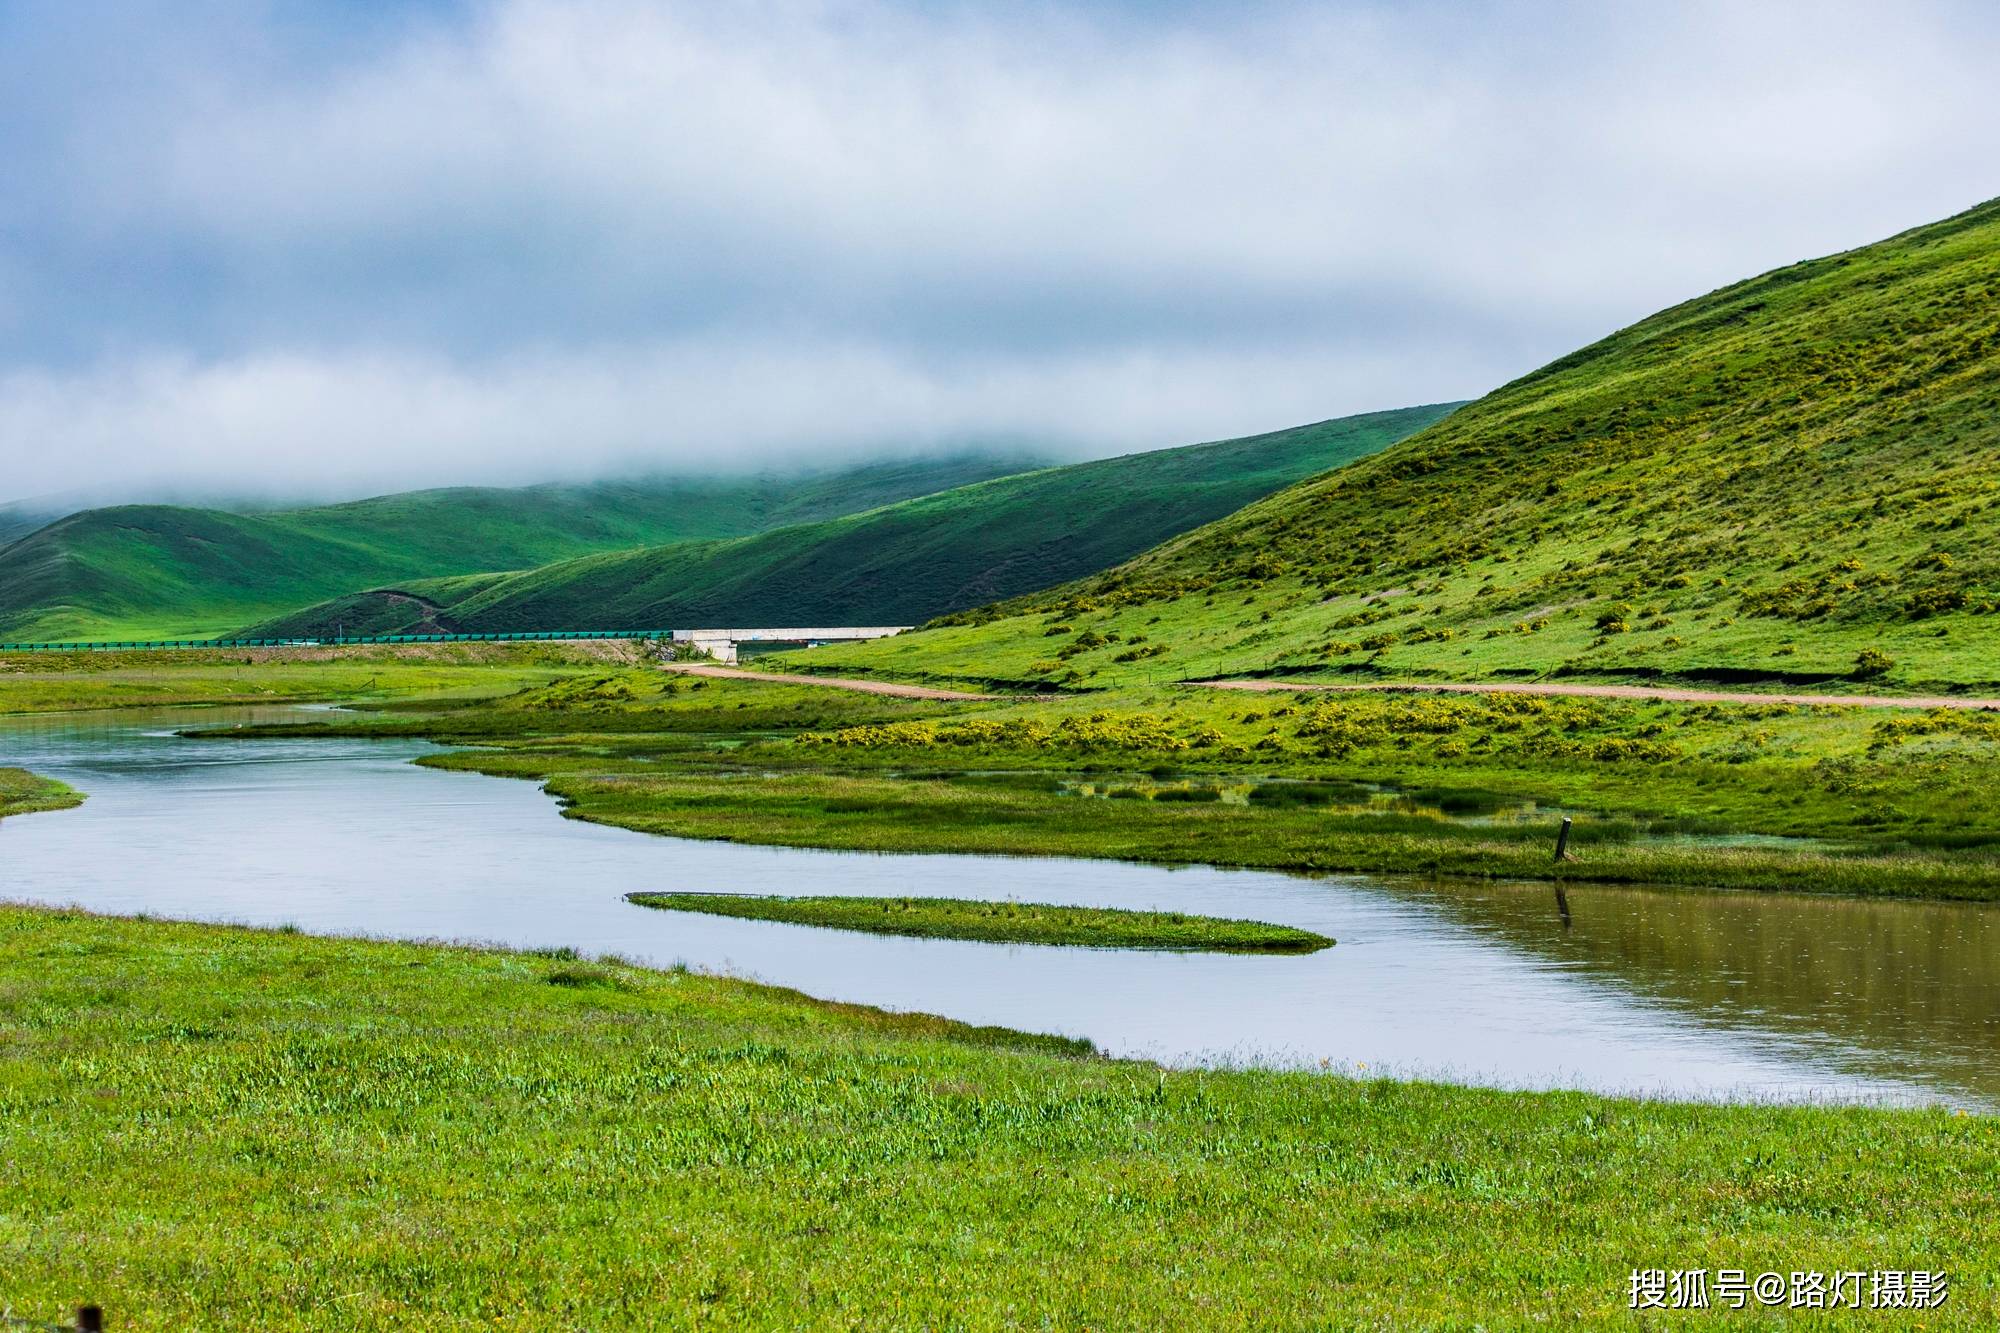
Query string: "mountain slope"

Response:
xmin=797 ymin=199 xmax=2000 ymax=691
xmin=0 ymin=500 xmax=67 ymax=550
xmin=242 ymin=405 xmax=1459 ymax=637
xmin=0 ymin=455 xmax=1036 ymax=641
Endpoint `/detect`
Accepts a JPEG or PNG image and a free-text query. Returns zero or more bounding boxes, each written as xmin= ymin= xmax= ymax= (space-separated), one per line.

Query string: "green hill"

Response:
xmin=795 ymin=199 xmax=2000 ymax=692
xmin=0 ymin=495 xmax=87 ymax=549
xmin=0 ymin=455 xmax=1037 ymax=641
xmin=242 ymin=406 xmax=1458 ymax=638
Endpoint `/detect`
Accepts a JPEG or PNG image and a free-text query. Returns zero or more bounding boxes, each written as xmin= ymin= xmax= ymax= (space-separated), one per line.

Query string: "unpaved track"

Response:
xmin=661 ymin=662 xmax=999 ymax=701
xmin=1199 ymin=678 xmax=2000 ymax=711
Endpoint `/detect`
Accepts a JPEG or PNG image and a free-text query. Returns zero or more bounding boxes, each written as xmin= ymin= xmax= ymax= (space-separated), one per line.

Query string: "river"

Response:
xmin=2 ymin=705 xmax=1994 ymax=1109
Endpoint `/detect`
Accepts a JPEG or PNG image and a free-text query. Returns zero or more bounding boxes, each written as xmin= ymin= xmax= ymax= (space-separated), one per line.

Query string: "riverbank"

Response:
xmin=0 ymin=765 xmax=82 ymax=819
xmin=0 ymin=641 xmax=646 ymax=715
xmin=17 ymin=647 xmax=2000 ymax=899
xmin=188 ymin=660 xmax=2000 ymax=900
xmin=0 ymin=903 xmax=1992 ymax=1327
xmin=419 ymin=751 xmax=2000 ymax=900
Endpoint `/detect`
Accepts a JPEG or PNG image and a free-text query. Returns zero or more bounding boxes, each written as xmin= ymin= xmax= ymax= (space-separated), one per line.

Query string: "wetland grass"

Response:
xmin=626 ymin=892 xmax=1333 ymax=952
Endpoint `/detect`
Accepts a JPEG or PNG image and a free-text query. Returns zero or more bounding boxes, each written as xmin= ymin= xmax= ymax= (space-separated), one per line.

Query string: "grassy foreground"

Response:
xmin=0 ymin=766 xmax=81 ymax=818
xmin=627 ymin=893 xmax=1334 ymax=952
xmin=1 ymin=905 xmax=1994 ymax=1329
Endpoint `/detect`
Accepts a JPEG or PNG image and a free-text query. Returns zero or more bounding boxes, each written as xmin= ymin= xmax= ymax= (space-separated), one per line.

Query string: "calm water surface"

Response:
xmin=3 ymin=706 xmax=1995 ymax=1109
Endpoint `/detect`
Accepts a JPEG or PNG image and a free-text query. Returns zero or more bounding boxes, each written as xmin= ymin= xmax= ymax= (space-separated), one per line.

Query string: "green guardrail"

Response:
xmin=0 ymin=631 xmax=680 ymax=652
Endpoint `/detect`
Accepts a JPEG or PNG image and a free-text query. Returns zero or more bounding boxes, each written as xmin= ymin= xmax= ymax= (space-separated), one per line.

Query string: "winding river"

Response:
xmin=3 ymin=705 xmax=1995 ymax=1109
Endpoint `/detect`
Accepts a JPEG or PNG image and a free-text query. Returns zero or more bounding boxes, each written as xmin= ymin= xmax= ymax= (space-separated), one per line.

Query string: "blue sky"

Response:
xmin=2 ymin=0 xmax=1997 ymax=502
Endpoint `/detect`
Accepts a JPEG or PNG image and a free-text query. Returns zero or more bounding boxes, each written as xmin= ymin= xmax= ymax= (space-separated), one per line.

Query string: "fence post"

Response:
xmin=1551 ymin=816 xmax=1574 ymax=928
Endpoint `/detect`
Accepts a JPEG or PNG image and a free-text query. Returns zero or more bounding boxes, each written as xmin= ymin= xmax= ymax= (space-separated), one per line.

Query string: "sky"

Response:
xmin=1 ymin=0 xmax=1997 ymax=505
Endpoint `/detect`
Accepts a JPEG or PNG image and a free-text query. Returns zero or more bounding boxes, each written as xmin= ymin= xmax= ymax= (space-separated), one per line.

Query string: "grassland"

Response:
xmin=245 ymin=405 xmax=1457 ymax=639
xmin=0 ymin=766 xmax=81 ymax=818
xmin=627 ymin=893 xmax=1334 ymax=952
xmin=0 ymin=454 xmax=1035 ymax=642
xmin=164 ymin=661 xmax=2000 ymax=900
xmin=798 ymin=199 xmax=2000 ymax=694
xmin=0 ymin=641 xmax=655 ymax=716
xmin=8 ymin=199 xmax=2000 ymax=1327
xmin=1 ymin=904 xmax=1993 ymax=1328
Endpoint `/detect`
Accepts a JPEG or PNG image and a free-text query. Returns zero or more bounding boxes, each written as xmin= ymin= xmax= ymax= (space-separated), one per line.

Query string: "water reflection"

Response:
xmin=0 ymin=705 xmax=1992 ymax=1109
xmin=1388 ymin=878 xmax=2000 ymax=1105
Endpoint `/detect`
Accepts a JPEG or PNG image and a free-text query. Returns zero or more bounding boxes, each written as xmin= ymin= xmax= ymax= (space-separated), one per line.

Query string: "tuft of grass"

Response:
xmin=541 ymin=962 xmax=636 ymax=991
xmin=626 ymin=892 xmax=1333 ymax=953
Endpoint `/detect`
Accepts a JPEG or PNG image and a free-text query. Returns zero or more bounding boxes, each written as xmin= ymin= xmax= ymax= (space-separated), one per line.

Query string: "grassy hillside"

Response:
xmin=0 ymin=455 xmax=1036 ymax=642
xmin=245 ymin=405 xmax=1457 ymax=638
xmin=796 ymin=198 xmax=2000 ymax=693
xmin=0 ymin=498 xmax=69 ymax=549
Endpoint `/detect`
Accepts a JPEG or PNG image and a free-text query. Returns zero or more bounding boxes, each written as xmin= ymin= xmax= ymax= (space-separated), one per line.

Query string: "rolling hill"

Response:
xmin=242 ymin=405 xmax=1459 ymax=638
xmin=793 ymin=198 xmax=2000 ymax=692
xmin=0 ymin=455 xmax=1038 ymax=641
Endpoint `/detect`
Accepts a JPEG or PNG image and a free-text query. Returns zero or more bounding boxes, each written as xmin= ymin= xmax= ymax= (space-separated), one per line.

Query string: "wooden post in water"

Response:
xmin=1551 ymin=816 xmax=1574 ymax=928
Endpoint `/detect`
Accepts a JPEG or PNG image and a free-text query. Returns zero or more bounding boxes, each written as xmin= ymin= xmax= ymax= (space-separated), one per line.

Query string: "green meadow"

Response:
xmin=0 ymin=905 xmax=1993 ymax=1328
xmin=5 ymin=195 xmax=2000 ymax=1329
xmin=2 ymin=638 xmax=1997 ymax=1326
xmin=0 ymin=641 xmax=648 ymax=715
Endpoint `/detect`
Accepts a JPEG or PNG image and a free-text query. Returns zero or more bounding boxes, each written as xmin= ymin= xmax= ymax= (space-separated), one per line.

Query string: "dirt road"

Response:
xmin=1198 ymin=678 xmax=2000 ymax=711
xmin=660 ymin=662 xmax=999 ymax=701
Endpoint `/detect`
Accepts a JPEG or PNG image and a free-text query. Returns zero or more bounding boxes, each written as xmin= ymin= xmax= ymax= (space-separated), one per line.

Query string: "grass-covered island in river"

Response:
xmin=627 ymin=892 xmax=1334 ymax=952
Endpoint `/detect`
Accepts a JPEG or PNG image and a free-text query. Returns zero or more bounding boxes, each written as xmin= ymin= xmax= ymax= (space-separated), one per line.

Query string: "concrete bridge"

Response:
xmin=670 ymin=626 xmax=910 ymax=665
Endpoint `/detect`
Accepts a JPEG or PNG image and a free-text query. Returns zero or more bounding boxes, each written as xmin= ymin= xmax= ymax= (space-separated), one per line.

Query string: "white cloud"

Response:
xmin=0 ymin=334 xmax=1483 ymax=500
xmin=1 ymin=0 xmax=1996 ymax=501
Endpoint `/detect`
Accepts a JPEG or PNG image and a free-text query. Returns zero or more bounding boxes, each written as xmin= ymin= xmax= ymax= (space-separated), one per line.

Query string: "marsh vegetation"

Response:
xmin=148 ymin=658 xmax=2000 ymax=900
xmin=627 ymin=892 xmax=1334 ymax=952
